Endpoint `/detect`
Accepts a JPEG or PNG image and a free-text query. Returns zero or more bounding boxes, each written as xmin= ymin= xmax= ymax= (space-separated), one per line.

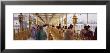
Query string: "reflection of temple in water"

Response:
xmin=13 ymin=13 xmax=97 ymax=40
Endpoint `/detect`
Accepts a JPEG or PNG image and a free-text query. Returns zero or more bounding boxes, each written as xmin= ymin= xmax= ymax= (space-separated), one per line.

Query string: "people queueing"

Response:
xmin=29 ymin=23 xmax=96 ymax=40
xmin=18 ymin=13 xmax=24 ymax=31
xmin=30 ymin=22 xmax=95 ymax=40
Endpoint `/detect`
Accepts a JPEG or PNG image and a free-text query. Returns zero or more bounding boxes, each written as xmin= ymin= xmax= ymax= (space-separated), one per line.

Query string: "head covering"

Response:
xmin=87 ymin=25 xmax=90 ymax=28
xmin=39 ymin=26 xmax=43 ymax=30
xmin=20 ymin=13 xmax=22 ymax=15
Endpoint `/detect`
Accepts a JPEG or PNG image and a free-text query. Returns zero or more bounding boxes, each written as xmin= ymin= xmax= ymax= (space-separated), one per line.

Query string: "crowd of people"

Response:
xmin=29 ymin=23 xmax=97 ymax=40
xmin=17 ymin=13 xmax=97 ymax=40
